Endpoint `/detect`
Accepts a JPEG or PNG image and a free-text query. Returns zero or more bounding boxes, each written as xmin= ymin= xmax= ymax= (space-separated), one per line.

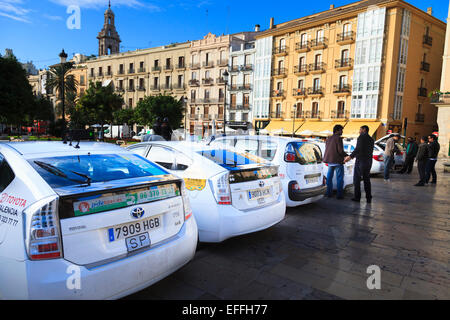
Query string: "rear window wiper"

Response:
xmin=34 ymin=161 xmax=91 ymax=186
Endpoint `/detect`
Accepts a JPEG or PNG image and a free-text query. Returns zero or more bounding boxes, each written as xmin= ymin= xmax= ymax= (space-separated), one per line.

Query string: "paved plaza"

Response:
xmin=127 ymin=163 xmax=450 ymax=300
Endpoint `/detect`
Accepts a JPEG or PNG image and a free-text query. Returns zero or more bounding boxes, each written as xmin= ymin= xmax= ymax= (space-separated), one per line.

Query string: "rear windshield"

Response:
xmin=290 ymin=142 xmax=323 ymax=165
xmin=197 ymin=149 xmax=266 ymax=170
xmin=29 ymin=153 xmax=168 ymax=188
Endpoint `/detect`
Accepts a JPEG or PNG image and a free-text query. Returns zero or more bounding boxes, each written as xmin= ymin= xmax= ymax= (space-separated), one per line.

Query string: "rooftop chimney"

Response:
xmin=255 ymin=24 xmax=261 ymax=32
xmin=270 ymin=17 xmax=274 ymax=29
xmin=427 ymin=7 xmax=433 ymax=15
xmin=330 ymin=4 xmax=335 ymax=9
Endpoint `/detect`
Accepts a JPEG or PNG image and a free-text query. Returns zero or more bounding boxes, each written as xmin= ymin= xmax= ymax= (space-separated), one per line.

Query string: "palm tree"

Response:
xmin=45 ymin=61 xmax=78 ymax=135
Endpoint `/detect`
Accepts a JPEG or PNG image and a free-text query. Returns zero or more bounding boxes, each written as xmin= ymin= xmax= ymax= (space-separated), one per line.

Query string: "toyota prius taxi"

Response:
xmin=127 ymin=142 xmax=286 ymax=243
xmin=0 ymin=142 xmax=197 ymax=300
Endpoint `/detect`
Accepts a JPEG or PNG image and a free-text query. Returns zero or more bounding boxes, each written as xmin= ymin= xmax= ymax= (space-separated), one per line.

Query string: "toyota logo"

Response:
xmin=259 ymin=181 xmax=265 ymax=188
xmin=131 ymin=207 xmax=145 ymax=219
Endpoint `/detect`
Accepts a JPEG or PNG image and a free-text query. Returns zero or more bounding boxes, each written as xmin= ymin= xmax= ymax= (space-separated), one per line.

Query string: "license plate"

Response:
xmin=306 ymin=177 xmax=319 ymax=184
xmin=108 ymin=215 xmax=162 ymax=242
xmin=125 ymin=233 xmax=151 ymax=252
xmin=248 ymin=187 xmax=271 ymax=200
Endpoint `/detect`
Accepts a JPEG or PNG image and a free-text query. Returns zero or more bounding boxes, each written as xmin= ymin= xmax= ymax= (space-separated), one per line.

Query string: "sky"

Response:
xmin=0 ymin=0 xmax=448 ymax=70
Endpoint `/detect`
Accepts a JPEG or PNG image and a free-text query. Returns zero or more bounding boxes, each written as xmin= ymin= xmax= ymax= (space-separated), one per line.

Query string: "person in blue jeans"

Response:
xmin=323 ymin=125 xmax=348 ymax=199
xmin=383 ymin=134 xmax=400 ymax=181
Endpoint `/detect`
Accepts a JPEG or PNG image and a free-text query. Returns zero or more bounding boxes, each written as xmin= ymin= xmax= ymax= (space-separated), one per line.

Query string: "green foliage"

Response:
xmin=32 ymin=96 xmax=54 ymax=122
xmin=0 ymin=55 xmax=35 ymax=125
xmin=45 ymin=62 xmax=78 ymax=102
xmin=134 ymin=94 xmax=184 ymax=129
xmin=113 ymin=108 xmax=136 ymax=126
xmin=72 ymin=81 xmax=124 ymax=126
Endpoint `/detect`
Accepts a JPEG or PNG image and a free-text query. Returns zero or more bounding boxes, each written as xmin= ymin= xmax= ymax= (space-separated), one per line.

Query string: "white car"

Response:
xmin=127 ymin=142 xmax=286 ymax=243
xmin=343 ymin=140 xmax=385 ymax=175
xmin=374 ymin=135 xmax=406 ymax=170
xmin=210 ymin=136 xmax=326 ymax=207
xmin=305 ymin=139 xmax=354 ymax=191
xmin=0 ymin=142 xmax=197 ymax=300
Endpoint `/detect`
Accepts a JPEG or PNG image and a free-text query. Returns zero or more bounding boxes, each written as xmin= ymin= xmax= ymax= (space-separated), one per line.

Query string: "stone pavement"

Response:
xmin=126 ymin=167 xmax=450 ymax=300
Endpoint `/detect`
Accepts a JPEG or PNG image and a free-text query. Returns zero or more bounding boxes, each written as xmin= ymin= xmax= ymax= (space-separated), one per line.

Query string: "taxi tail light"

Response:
xmin=284 ymin=144 xmax=297 ymax=163
xmin=291 ymin=182 xmax=300 ymax=191
xmin=209 ymin=172 xmax=231 ymax=205
xmin=181 ymin=181 xmax=193 ymax=220
xmin=25 ymin=196 xmax=62 ymax=260
xmin=373 ymin=154 xmax=383 ymax=162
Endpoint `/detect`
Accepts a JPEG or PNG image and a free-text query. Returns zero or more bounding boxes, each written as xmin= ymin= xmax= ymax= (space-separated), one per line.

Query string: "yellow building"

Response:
xmin=254 ymin=0 xmax=446 ymax=140
xmin=68 ymin=65 xmax=88 ymax=98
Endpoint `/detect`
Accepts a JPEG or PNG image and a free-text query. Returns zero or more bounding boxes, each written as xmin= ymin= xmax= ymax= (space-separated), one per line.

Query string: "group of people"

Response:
xmin=152 ymin=117 xmax=173 ymax=141
xmin=323 ymin=124 xmax=441 ymax=203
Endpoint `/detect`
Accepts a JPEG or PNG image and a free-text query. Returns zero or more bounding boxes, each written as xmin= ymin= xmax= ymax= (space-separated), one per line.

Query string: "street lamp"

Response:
xmin=292 ymin=103 xmax=297 ymax=138
xmin=59 ymin=49 xmax=68 ymax=141
xmin=222 ymin=70 xmax=229 ymax=136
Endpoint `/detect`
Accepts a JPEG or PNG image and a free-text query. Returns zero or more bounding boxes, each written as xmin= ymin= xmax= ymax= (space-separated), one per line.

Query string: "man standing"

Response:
xmin=414 ymin=136 xmax=429 ymax=186
xmin=323 ymin=125 xmax=348 ymax=200
xmin=400 ymin=137 xmax=418 ymax=174
xmin=383 ymin=133 xmax=401 ymax=182
xmin=345 ymin=125 xmax=374 ymax=203
xmin=161 ymin=117 xmax=173 ymax=141
xmin=425 ymin=134 xmax=440 ymax=184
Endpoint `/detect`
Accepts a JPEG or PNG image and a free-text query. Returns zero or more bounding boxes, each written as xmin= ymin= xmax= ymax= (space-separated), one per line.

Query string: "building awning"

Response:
xmin=265 ymin=120 xmax=304 ymax=135
xmin=296 ymin=121 xmax=347 ymax=136
xmin=102 ymin=79 xmax=112 ymax=87
xmin=342 ymin=121 xmax=382 ymax=138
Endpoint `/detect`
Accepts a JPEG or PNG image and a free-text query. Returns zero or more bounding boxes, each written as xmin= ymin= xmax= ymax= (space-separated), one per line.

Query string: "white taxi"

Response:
xmin=127 ymin=142 xmax=286 ymax=243
xmin=210 ymin=136 xmax=326 ymax=207
xmin=0 ymin=142 xmax=197 ymax=300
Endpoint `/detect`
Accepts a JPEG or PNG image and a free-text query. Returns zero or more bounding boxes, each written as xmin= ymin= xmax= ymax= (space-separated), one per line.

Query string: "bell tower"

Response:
xmin=97 ymin=1 xmax=121 ymax=56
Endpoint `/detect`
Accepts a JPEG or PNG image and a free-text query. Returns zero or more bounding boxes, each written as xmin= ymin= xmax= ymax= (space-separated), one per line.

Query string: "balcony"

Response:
xmin=150 ymin=85 xmax=160 ymax=91
xmin=96 ymin=72 xmax=104 ymax=77
xmin=173 ymin=84 xmax=186 ymax=90
xmin=229 ymin=65 xmax=240 ymax=73
xmin=117 ymin=69 xmax=125 ymax=75
xmin=310 ymin=37 xmax=327 ymax=49
xmin=242 ymin=64 xmax=253 ymax=72
xmin=106 ymin=71 xmax=113 ymax=76
xmin=189 ymin=114 xmax=197 ymax=120
xmin=203 ymin=61 xmax=215 ymax=68
xmin=189 ymin=79 xmax=200 ymax=87
xmin=423 ymin=35 xmax=433 ymax=47
xmin=331 ymin=110 xmax=349 ymax=119
xmin=238 ymin=84 xmax=252 ymax=91
xmin=415 ymin=113 xmax=425 ymax=123
xmin=137 ymin=86 xmax=146 ymax=91
xmin=229 ymin=84 xmax=239 ymax=91
xmin=190 ymin=63 xmax=201 ymax=70
xmin=336 ymin=31 xmax=355 ymax=45
xmin=309 ymin=111 xmax=322 ymax=119
xmin=115 ymin=87 xmax=125 ymax=93
xmin=431 ymin=93 xmax=450 ymax=104
xmin=335 ymin=58 xmax=353 ymax=71
xmin=308 ymin=62 xmax=326 ymax=74
xmin=202 ymin=78 xmax=214 ymax=86
xmin=420 ymin=61 xmax=430 ymax=72
xmin=199 ymin=98 xmax=219 ymax=104
xmin=418 ymin=87 xmax=428 ymax=98
xmin=273 ymin=68 xmax=287 ymax=78
xmin=151 ymin=66 xmax=161 ymax=73
xmin=127 ymin=87 xmax=135 ymax=92
xmin=333 ymin=84 xmax=352 ymax=95
xmin=293 ymin=88 xmax=307 ymax=97
xmin=202 ymin=114 xmax=212 ymax=121
xmin=161 ymin=84 xmax=172 ymax=90
xmin=137 ymin=67 xmax=146 ymax=73
xmin=307 ymin=87 xmax=324 ymax=97
xmin=164 ymin=65 xmax=173 ymax=72
xmin=217 ymin=59 xmax=228 ymax=67
xmin=270 ymin=111 xmax=285 ymax=119
xmin=294 ymin=64 xmax=308 ymax=76
xmin=175 ymin=63 xmax=186 ymax=70
xmin=273 ymin=46 xmax=288 ymax=56
xmin=128 ymin=69 xmax=135 ymax=74
xmin=216 ymin=77 xmax=226 ymax=85
xmin=271 ymin=89 xmax=285 ymax=98
xmin=295 ymin=42 xmax=310 ymax=53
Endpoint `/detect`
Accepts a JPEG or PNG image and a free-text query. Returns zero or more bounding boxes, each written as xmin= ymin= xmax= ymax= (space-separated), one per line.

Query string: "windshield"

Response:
xmin=197 ymin=149 xmax=267 ymax=170
xmin=29 ymin=153 xmax=168 ymax=188
xmin=290 ymin=142 xmax=323 ymax=165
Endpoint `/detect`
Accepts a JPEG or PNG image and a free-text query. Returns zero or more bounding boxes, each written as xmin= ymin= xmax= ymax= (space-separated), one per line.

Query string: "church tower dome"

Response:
xmin=97 ymin=1 xmax=121 ymax=56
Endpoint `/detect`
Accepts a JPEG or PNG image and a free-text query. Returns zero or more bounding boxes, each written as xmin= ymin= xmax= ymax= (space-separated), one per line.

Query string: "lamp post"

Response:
xmin=292 ymin=103 xmax=297 ymax=138
xmin=222 ymin=70 xmax=229 ymax=136
xmin=59 ymin=49 xmax=68 ymax=140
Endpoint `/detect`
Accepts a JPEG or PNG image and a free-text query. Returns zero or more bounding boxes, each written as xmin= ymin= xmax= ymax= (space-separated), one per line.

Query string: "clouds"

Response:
xmin=0 ymin=0 xmax=31 ymax=23
xmin=48 ymin=0 xmax=161 ymax=11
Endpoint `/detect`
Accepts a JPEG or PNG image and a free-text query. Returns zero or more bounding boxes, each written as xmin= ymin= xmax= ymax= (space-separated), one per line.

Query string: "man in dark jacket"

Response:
xmin=323 ymin=125 xmax=348 ymax=199
xmin=152 ymin=117 xmax=162 ymax=136
xmin=425 ymin=134 xmax=440 ymax=184
xmin=160 ymin=117 xmax=173 ymax=141
xmin=400 ymin=137 xmax=418 ymax=174
xmin=414 ymin=136 xmax=429 ymax=186
xmin=345 ymin=125 xmax=374 ymax=203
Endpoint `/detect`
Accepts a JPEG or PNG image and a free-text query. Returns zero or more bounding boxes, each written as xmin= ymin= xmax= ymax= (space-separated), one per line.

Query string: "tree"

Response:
xmin=113 ymin=108 xmax=136 ymax=126
xmin=32 ymin=96 xmax=55 ymax=135
xmin=0 ymin=54 xmax=35 ymax=130
xmin=134 ymin=94 xmax=184 ymax=129
xmin=74 ymin=81 xmax=124 ymax=128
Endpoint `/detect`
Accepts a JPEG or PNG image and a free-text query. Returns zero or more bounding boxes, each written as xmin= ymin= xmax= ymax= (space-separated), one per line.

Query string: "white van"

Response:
xmin=210 ymin=136 xmax=326 ymax=207
xmin=0 ymin=142 xmax=197 ymax=300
